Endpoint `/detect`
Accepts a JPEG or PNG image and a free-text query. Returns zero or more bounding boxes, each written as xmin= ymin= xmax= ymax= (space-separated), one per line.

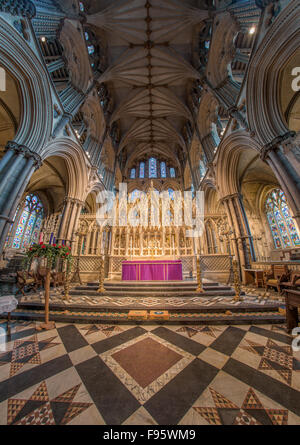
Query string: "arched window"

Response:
xmin=129 ymin=189 xmax=141 ymax=202
xmin=139 ymin=162 xmax=145 ymax=179
xmin=130 ymin=168 xmax=136 ymax=179
xmin=265 ymin=189 xmax=300 ymax=249
xmin=11 ymin=195 xmax=44 ymax=250
xmin=199 ymin=160 xmax=206 ymax=178
xmin=149 ymin=157 xmax=157 ymax=178
xmin=87 ymin=45 xmax=95 ymax=55
xmin=168 ymin=188 xmax=175 ymax=200
xmin=170 ymin=167 xmax=176 ymax=178
xmin=160 ymin=161 xmax=166 ymax=178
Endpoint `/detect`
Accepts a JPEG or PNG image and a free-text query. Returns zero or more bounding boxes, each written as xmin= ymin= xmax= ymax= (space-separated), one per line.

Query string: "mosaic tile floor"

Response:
xmin=0 ymin=320 xmax=299 ymax=425
xmin=19 ymin=287 xmax=284 ymax=309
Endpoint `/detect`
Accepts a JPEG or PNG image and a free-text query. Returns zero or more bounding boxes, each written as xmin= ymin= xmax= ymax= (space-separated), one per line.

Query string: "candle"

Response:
xmin=39 ymin=232 xmax=43 ymax=243
xmin=49 ymin=233 xmax=53 ymax=245
xmin=53 ymin=237 xmax=56 ymax=245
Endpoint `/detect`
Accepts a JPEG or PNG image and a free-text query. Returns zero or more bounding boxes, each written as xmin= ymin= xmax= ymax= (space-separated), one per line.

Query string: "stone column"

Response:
xmin=70 ymin=200 xmax=84 ymax=245
xmin=56 ymin=198 xmax=84 ymax=247
xmin=0 ymin=142 xmax=42 ymax=254
xmin=261 ymin=134 xmax=300 ymax=229
xmin=139 ymin=229 xmax=143 ymax=256
xmin=56 ymin=197 xmax=72 ymax=245
xmin=175 ymin=228 xmax=180 ymax=256
xmin=222 ymin=193 xmax=255 ymax=282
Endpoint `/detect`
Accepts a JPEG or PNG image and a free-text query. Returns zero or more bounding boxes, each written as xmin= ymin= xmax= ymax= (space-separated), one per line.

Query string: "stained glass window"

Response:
xmin=12 ymin=194 xmax=44 ymax=250
xmin=149 ymin=157 xmax=157 ymax=178
xmin=160 ymin=162 xmax=166 ymax=178
xmin=139 ymin=162 xmax=145 ymax=179
xmin=130 ymin=189 xmax=141 ymax=202
xmin=199 ymin=160 xmax=206 ymax=178
xmin=130 ymin=168 xmax=136 ymax=179
xmin=168 ymin=188 xmax=175 ymax=200
xmin=87 ymin=45 xmax=95 ymax=55
xmin=265 ymin=189 xmax=300 ymax=249
xmin=170 ymin=168 xmax=176 ymax=178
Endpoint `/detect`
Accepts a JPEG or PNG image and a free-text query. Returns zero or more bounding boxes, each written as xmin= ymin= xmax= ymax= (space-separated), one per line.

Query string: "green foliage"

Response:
xmin=25 ymin=243 xmax=73 ymax=270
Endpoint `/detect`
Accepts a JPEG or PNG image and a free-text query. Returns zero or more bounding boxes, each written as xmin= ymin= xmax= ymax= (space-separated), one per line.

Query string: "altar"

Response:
xmin=122 ymin=260 xmax=183 ymax=281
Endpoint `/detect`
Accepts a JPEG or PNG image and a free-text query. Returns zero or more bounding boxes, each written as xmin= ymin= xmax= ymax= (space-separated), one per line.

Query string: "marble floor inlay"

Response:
xmin=0 ymin=320 xmax=299 ymax=425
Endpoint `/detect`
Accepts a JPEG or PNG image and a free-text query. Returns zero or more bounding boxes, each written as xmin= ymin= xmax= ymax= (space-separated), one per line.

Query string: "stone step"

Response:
xmin=69 ymin=289 xmax=239 ymax=297
xmin=76 ymin=285 xmax=232 ymax=292
xmin=1 ymin=307 xmax=285 ymax=326
xmin=87 ymin=281 xmax=220 ymax=288
xmin=15 ymin=301 xmax=281 ymax=314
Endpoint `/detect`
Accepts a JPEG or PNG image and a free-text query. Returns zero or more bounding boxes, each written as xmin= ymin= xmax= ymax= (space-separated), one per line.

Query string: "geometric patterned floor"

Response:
xmin=19 ymin=293 xmax=284 ymax=309
xmin=19 ymin=290 xmax=285 ymax=309
xmin=0 ymin=320 xmax=299 ymax=425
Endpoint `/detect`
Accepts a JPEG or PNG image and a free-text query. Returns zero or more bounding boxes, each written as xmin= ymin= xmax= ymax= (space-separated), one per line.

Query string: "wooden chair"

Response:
xmin=16 ymin=271 xmax=38 ymax=296
xmin=264 ymin=265 xmax=290 ymax=293
xmin=279 ymin=271 xmax=300 ymax=293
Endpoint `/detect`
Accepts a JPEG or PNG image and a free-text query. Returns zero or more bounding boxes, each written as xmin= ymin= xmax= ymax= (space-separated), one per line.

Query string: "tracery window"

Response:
xmin=11 ymin=195 xmax=44 ymax=250
xmin=87 ymin=45 xmax=95 ymax=55
xmin=149 ymin=157 xmax=157 ymax=178
xmin=139 ymin=162 xmax=145 ymax=179
xmin=168 ymin=188 xmax=175 ymax=200
xmin=129 ymin=189 xmax=141 ymax=202
xmin=265 ymin=189 xmax=300 ymax=249
xmin=134 ymin=159 xmax=177 ymax=179
xmin=160 ymin=161 xmax=167 ymax=178
xmin=199 ymin=160 xmax=207 ymax=178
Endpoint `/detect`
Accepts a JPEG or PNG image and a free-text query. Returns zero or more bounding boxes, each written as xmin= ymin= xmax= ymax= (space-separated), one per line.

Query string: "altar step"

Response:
xmin=70 ymin=280 xmax=240 ymax=297
xmin=3 ymin=300 xmax=285 ymax=326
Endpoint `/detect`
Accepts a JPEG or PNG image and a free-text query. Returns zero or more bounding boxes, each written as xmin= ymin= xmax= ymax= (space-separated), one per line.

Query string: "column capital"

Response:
xmin=5 ymin=141 xmax=42 ymax=168
xmin=63 ymin=196 xmax=85 ymax=206
xmin=221 ymin=192 xmax=242 ymax=202
xmin=261 ymin=131 xmax=296 ymax=161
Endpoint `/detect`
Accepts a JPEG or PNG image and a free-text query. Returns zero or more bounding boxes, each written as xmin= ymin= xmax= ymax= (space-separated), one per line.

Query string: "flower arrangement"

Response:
xmin=24 ymin=242 xmax=73 ymax=331
xmin=25 ymin=242 xmax=72 ymax=268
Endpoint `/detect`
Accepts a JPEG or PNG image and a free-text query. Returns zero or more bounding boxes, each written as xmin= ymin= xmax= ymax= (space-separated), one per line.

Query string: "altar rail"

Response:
xmin=72 ymin=254 xmax=231 ymax=282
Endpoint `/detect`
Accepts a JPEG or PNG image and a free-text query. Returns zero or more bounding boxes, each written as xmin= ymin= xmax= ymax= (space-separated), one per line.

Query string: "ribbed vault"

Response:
xmin=86 ymin=0 xmax=209 ymax=165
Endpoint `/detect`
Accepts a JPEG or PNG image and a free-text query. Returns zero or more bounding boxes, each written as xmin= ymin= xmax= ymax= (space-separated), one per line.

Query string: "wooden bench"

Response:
xmin=279 ymin=271 xmax=300 ymax=293
xmin=284 ymin=289 xmax=300 ymax=333
xmin=264 ymin=265 xmax=290 ymax=293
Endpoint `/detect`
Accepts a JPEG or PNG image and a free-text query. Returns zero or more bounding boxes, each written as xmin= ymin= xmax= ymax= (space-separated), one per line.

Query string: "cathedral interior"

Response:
xmin=0 ymin=0 xmax=299 ymax=427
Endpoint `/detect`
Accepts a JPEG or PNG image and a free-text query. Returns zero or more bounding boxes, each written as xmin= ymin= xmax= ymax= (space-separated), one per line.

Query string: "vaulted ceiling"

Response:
xmin=85 ymin=0 xmax=211 ymax=169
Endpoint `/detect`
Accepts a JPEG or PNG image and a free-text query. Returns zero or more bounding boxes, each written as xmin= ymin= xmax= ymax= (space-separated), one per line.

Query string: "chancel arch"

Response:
xmin=0 ymin=17 xmax=52 ymax=153
xmin=246 ymin=1 xmax=300 ymax=147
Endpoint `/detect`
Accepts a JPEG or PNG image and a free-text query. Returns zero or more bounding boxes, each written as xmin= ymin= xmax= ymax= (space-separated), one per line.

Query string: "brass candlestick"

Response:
xmin=97 ymin=255 xmax=105 ymax=293
xmin=64 ymin=264 xmax=71 ymax=301
xmin=196 ymin=256 xmax=204 ymax=293
xmin=233 ymin=259 xmax=241 ymax=301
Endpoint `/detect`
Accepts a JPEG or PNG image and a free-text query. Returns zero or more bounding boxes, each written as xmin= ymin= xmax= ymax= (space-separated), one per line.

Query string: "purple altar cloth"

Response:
xmin=122 ymin=260 xmax=183 ymax=281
